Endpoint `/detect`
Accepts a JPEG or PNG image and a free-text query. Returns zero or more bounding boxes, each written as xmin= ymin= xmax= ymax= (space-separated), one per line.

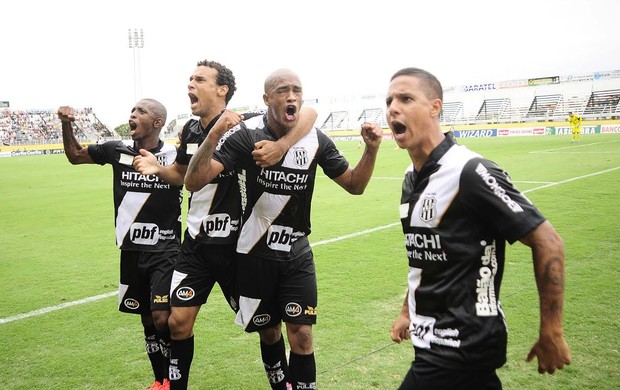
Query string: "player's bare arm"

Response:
xmin=333 ymin=122 xmax=383 ymax=194
xmin=252 ymin=106 xmax=318 ymax=168
xmin=134 ymin=151 xmax=186 ymax=186
xmin=184 ymin=109 xmax=240 ymax=192
xmin=520 ymin=220 xmax=572 ymax=374
xmin=390 ymin=290 xmax=411 ymax=343
xmin=58 ymin=106 xmax=94 ymax=165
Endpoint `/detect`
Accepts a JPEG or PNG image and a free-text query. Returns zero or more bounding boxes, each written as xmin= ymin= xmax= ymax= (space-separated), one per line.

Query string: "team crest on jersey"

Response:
xmin=293 ymin=148 xmax=308 ymax=167
xmin=419 ymin=196 xmax=437 ymax=222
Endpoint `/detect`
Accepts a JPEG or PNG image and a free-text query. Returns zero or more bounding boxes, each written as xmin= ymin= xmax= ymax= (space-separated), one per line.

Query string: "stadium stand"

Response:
xmin=311 ymin=69 xmax=620 ymax=130
xmin=525 ymin=94 xmax=562 ymax=121
xmin=357 ymin=108 xmax=388 ymax=128
xmin=4 ymin=70 xmax=619 ymax=145
xmin=0 ymin=108 xmax=113 ymax=146
xmin=440 ymin=101 xmax=464 ymax=124
xmin=320 ymin=110 xmax=349 ymax=131
xmin=583 ymin=89 xmax=620 ymax=118
xmin=475 ymin=98 xmax=510 ymax=123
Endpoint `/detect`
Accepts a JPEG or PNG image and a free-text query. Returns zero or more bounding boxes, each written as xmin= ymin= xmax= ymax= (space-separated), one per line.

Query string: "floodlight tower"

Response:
xmin=128 ymin=28 xmax=144 ymax=102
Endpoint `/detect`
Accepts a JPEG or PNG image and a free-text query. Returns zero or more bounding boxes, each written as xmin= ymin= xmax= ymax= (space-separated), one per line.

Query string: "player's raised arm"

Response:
xmin=332 ymin=122 xmax=383 ymax=194
xmin=58 ymin=106 xmax=94 ymax=165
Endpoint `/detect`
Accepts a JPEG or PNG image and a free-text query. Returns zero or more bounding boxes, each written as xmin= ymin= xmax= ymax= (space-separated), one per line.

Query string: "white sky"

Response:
xmin=1 ymin=0 xmax=618 ymax=127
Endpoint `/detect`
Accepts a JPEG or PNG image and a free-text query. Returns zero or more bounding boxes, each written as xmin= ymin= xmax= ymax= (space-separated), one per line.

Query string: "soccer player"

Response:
xmin=386 ymin=67 xmax=571 ymax=389
xmin=568 ymin=111 xmax=583 ymax=143
xmin=183 ymin=68 xmax=383 ymax=390
xmin=133 ymin=60 xmax=317 ymax=390
xmin=58 ymin=99 xmax=181 ymax=390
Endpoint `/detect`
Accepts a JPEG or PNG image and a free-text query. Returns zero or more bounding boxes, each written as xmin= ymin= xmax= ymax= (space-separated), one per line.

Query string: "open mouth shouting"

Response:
xmin=128 ymin=120 xmax=138 ymax=136
xmin=390 ymin=120 xmax=407 ymax=137
xmin=285 ymin=104 xmax=297 ymax=121
xmin=188 ymin=93 xmax=199 ymax=108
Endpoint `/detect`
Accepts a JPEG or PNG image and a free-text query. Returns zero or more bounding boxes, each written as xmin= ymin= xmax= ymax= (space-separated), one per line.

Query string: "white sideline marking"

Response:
xmin=2 ymin=165 xmax=619 ymax=325
xmin=522 ymin=166 xmax=620 ymax=194
xmin=530 ymin=139 xmax=620 ymax=154
xmin=311 ymin=223 xmax=400 ymax=248
xmin=0 ymin=291 xmax=117 ymax=324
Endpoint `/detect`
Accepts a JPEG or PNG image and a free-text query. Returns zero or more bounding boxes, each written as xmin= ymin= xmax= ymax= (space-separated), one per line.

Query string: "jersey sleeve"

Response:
xmin=174 ymin=121 xmax=193 ymax=166
xmin=213 ymin=124 xmax=254 ymax=171
xmin=316 ymin=130 xmax=349 ymax=179
xmin=87 ymin=141 xmax=118 ymax=166
xmin=459 ymin=157 xmax=545 ymax=244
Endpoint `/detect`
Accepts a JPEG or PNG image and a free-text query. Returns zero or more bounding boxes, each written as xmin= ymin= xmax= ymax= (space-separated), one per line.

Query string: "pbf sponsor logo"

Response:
xmin=266 ymin=225 xmax=294 ymax=252
xmin=130 ymin=223 xmax=159 ymax=245
xmin=202 ymin=213 xmax=231 ymax=237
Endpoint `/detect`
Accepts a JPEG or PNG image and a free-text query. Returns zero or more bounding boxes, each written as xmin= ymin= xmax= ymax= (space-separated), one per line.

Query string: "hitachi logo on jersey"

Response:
xmin=202 ymin=213 xmax=231 ymax=237
xmin=405 ymin=233 xmax=442 ymax=249
xmin=121 ymin=171 xmax=162 ymax=183
xmin=475 ymin=163 xmax=524 ymax=213
xmin=130 ymin=223 xmax=160 ymax=245
xmin=260 ymin=169 xmax=309 ymax=184
xmin=266 ymin=225 xmax=294 ymax=252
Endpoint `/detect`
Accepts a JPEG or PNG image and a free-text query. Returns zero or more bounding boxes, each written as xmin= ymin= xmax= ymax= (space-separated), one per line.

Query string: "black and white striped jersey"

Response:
xmin=399 ymin=136 xmax=545 ymax=370
xmin=88 ymin=140 xmax=182 ymax=252
xmin=175 ymin=116 xmax=241 ymax=244
xmin=214 ymin=114 xmax=349 ymax=260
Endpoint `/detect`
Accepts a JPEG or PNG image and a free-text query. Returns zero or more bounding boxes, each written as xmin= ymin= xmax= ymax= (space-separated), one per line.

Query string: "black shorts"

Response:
xmin=170 ymin=238 xmax=238 ymax=312
xmin=235 ymin=251 xmax=317 ymax=333
xmin=399 ymin=359 xmax=502 ymax=390
xmin=118 ymin=249 xmax=177 ymax=315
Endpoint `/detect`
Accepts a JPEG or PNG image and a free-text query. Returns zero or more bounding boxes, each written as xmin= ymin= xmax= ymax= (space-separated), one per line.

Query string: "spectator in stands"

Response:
xmin=58 ymin=100 xmax=182 ymax=390
xmin=568 ymin=111 xmax=583 ymax=143
xmin=183 ymin=68 xmax=383 ymax=390
xmin=387 ymin=67 xmax=571 ymax=389
xmin=132 ymin=60 xmax=317 ymax=390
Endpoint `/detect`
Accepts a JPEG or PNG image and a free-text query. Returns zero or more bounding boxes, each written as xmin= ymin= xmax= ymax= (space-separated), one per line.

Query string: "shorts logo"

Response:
xmin=252 ymin=314 xmax=271 ymax=326
xmin=285 ymin=303 xmax=303 ymax=317
xmin=153 ymin=295 xmax=169 ymax=304
xmin=124 ymin=298 xmax=140 ymax=310
xmin=175 ymin=287 xmax=195 ymax=301
xmin=304 ymin=306 xmax=317 ymax=316
xmin=294 ymin=148 xmax=308 ymax=167
xmin=419 ymin=196 xmax=437 ymax=222
xmin=130 ymin=223 xmax=160 ymax=245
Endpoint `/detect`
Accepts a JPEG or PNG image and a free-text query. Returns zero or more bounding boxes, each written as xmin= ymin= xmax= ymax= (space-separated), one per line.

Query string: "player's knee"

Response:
xmin=258 ymin=324 xmax=282 ymax=345
xmin=152 ymin=311 xmax=170 ymax=332
xmin=287 ymin=323 xmax=313 ymax=354
xmin=168 ymin=311 xmax=193 ymax=339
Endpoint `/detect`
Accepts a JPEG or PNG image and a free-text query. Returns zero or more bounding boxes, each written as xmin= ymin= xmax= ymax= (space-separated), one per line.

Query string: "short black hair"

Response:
xmin=391 ymin=67 xmax=443 ymax=101
xmin=197 ymin=59 xmax=237 ymax=103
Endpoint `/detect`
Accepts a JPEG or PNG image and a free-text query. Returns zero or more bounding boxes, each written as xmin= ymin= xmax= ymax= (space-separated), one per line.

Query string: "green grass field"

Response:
xmin=1 ymin=134 xmax=619 ymax=389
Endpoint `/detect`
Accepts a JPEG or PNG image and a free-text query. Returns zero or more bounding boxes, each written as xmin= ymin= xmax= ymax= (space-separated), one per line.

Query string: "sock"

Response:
xmin=261 ymin=336 xmax=290 ymax=390
xmin=169 ymin=336 xmax=194 ymax=390
xmin=289 ymin=351 xmax=316 ymax=390
xmin=144 ymin=325 xmax=167 ymax=383
xmin=158 ymin=328 xmax=171 ymax=381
